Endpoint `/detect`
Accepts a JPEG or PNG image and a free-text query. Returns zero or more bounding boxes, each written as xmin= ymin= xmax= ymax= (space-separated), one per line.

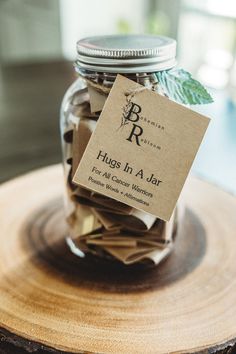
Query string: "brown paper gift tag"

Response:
xmin=73 ymin=74 xmax=210 ymax=221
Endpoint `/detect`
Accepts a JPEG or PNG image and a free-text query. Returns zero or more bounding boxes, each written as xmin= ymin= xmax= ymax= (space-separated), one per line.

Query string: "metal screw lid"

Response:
xmin=76 ymin=34 xmax=176 ymax=73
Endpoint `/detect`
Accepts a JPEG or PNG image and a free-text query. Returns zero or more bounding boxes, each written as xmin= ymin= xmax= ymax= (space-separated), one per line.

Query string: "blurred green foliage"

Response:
xmin=116 ymin=11 xmax=170 ymax=35
xmin=117 ymin=19 xmax=132 ymax=34
xmin=145 ymin=12 xmax=170 ymax=35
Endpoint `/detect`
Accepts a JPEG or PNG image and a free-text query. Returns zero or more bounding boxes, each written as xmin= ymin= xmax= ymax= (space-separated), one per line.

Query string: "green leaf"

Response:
xmin=155 ymin=68 xmax=214 ymax=105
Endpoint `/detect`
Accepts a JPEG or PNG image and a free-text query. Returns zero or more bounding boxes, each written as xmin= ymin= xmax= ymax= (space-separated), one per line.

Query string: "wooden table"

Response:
xmin=0 ymin=165 xmax=235 ymax=353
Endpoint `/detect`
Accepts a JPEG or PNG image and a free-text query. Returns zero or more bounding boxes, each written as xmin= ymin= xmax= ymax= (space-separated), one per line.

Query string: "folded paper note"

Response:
xmin=73 ymin=75 xmax=210 ymax=221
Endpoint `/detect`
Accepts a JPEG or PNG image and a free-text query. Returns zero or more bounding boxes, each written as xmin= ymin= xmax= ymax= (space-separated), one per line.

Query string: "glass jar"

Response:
xmin=60 ymin=35 xmax=179 ymax=266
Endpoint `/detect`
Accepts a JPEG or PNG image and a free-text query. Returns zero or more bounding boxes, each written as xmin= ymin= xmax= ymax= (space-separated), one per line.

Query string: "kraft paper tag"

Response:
xmin=73 ymin=75 xmax=210 ymax=221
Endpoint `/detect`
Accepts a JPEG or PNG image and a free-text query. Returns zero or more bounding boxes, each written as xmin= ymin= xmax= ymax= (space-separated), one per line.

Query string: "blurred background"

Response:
xmin=0 ymin=0 xmax=236 ymax=194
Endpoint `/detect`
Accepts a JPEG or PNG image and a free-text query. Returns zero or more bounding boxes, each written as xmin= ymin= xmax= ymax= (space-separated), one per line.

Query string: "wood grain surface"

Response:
xmin=0 ymin=165 xmax=235 ymax=354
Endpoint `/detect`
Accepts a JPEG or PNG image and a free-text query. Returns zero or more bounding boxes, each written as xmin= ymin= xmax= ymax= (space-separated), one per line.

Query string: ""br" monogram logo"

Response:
xmin=124 ymin=102 xmax=143 ymax=146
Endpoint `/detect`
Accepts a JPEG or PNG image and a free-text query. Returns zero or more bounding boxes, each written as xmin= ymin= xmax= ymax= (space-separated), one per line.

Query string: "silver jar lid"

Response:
xmin=76 ymin=34 xmax=176 ymax=73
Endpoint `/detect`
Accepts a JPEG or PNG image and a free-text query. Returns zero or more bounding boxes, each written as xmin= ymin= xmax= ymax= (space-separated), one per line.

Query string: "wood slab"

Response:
xmin=0 ymin=165 xmax=235 ymax=353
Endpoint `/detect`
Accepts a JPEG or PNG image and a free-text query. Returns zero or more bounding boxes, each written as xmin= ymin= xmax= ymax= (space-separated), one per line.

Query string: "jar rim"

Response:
xmin=76 ymin=34 xmax=177 ymax=73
